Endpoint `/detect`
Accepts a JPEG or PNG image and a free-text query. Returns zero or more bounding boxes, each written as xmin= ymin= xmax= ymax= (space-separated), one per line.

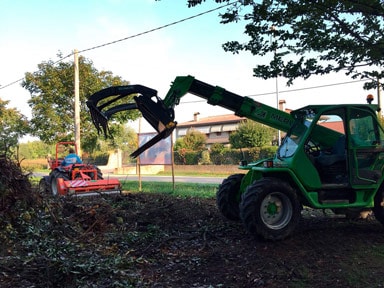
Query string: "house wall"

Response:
xmin=206 ymin=131 xmax=231 ymax=147
xmin=176 ymin=115 xmax=244 ymax=147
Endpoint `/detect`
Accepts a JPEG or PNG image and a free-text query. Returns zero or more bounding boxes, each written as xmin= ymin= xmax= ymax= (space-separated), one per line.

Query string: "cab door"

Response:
xmin=348 ymin=107 xmax=384 ymax=185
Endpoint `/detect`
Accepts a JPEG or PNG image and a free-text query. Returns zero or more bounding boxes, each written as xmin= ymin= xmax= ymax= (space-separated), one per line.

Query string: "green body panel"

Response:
xmin=239 ymin=164 xmax=379 ymax=209
xmin=290 ymin=150 xmax=322 ymax=190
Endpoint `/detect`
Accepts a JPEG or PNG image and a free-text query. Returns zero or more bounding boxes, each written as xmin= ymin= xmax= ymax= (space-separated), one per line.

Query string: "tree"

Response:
xmin=175 ymin=129 xmax=207 ymax=151
xmin=22 ymin=54 xmax=140 ymax=153
xmin=0 ymin=99 xmax=29 ymax=155
xmin=99 ymin=124 xmax=137 ymax=154
xmin=229 ymin=120 xmax=274 ymax=148
xmin=18 ymin=141 xmax=53 ymax=159
xmin=188 ymin=0 xmax=384 ymax=89
xmin=174 ymin=129 xmax=207 ymax=164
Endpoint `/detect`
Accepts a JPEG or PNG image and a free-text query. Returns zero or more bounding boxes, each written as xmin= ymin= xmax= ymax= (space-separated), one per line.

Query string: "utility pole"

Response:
xmin=74 ymin=49 xmax=81 ymax=156
xmin=270 ymin=25 xmax=281 ymax=146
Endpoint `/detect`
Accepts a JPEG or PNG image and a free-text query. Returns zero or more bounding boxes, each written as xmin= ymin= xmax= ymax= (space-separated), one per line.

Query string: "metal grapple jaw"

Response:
xmin=86 ymin=85 xmax=176 ymax=158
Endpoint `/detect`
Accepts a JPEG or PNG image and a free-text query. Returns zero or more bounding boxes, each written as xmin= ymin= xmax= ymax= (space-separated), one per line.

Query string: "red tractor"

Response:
xmin=39 ymin=142 xmax=121 ymax=196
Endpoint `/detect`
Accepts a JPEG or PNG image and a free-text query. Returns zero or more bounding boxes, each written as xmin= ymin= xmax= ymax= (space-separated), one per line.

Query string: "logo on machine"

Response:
xmin=255 ymin=110 xmax=267 ymax=119
xmin=271 ymin=113 xmax=293 ymax=125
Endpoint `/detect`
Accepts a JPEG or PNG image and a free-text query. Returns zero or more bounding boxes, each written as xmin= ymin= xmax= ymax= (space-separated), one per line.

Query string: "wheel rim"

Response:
xmin=260 ymin=192 xmax=293 ymax=230
xmin=51 ymin=178 xmax=58 ymax=196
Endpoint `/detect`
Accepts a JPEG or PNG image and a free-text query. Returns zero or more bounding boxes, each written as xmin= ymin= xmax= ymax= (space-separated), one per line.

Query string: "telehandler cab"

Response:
xmin=87 ymin=75 xmax=384 ymax=240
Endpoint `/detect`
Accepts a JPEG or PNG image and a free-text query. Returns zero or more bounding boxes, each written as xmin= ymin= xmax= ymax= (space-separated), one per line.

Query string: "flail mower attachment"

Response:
xmin=86 ymin=85 xmax=177 ymax=158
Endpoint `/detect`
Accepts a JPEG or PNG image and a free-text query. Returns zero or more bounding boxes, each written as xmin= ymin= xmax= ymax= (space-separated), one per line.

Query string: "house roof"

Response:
xmin=319 ymin=121 xmax=345 ymax=133
xmin=177 ymin=114 xmax=247 ymax=127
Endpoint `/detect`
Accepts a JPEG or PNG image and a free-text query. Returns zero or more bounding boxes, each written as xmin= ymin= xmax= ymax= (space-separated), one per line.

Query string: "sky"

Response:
xmin=0 ymin=0 xmax=377 ymax=136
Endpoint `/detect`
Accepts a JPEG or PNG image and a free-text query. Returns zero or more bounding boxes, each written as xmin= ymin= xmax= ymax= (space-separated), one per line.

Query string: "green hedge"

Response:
xmin=83 ymin=154 xmax=109 ymax=165
xmin=173 ymin=146 xmax=278 ymax=165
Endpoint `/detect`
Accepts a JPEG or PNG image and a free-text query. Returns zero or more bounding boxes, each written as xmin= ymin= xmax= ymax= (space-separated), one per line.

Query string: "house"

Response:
xmin=175 ymin=100 xmax=291 ymax=147
xmin=175 ymin=112 xmax=247 ymax=147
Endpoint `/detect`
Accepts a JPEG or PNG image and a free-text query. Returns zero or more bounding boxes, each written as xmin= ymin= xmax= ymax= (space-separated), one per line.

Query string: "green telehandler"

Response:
xmin=87 ymin=75 xmax=384 ymax=240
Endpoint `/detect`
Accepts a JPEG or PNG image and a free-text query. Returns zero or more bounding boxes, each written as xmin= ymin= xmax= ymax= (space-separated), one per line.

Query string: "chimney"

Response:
xmin=279 ymin=100 xmax=286 ymax=112
xmin=193 ymin=112 xmax=200 ymax=122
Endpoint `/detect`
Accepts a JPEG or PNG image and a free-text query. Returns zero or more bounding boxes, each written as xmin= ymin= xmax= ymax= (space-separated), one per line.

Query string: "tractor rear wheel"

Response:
xmin=96 ymin=167 xmax=103 ymax=180
xmin=50 ymin=170 xmax=69 ymax=196
xmin=373 ymin=185 xmax=384 ymax=225
xmin=216 ymin=174 xmax=244 ymax=221
xmin=240 ymin=177 xmax=301 ymax=240
xmin=38 ymin=178 xmax=49 ymax=195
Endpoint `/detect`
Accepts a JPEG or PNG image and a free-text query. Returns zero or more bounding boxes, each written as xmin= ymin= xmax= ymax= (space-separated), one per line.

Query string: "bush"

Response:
xmin=260 ymin=146 xmax=278 ymax=159
xmin=241 ymin=146 xmax=278 ymax=163
xmin=199 ymin=150 xmax=211 ymax=165
xmin=185 ymin=151 xmax=200 ymax=165
xmin=83 ymin=154 xmax=109 ymax=166
xmin=210 ymin=149 xmax=225 ymax=165
xmin=171 ymin=146 xmax=278 ymax=165
xmin=243 ymin=147 xmax=259 ymax=162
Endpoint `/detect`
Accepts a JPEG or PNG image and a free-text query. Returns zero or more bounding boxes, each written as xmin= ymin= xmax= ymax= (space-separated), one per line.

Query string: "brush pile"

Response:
xmin=0 ymin=155 xmax=37 ymax=221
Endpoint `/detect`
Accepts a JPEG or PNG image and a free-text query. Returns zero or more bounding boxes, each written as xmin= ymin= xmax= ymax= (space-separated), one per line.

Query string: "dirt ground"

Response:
xmin=1 ymin=192 xmax=384 ymax=288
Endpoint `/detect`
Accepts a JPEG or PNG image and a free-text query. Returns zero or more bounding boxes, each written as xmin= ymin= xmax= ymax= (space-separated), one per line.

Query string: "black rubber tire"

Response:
xmin=50 ymin=170 xmax=69 ymax=196
xmin=240 ymin=177 xmax=301 ymax=241
xmin=96 ymin=166 xmax=103 ymax=180
xmin=373 ymin=185 xmax=384 ymax=225
xmin=38 ymin=178 xmax=48 ymax=195
xmin=216 ymin=174 xmax=244 ymax=221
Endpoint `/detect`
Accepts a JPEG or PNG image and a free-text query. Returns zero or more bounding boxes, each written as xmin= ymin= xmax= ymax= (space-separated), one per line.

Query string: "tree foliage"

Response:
xmin=174 ymin=129 xmax=207 ymax=151
xmin=229 ymin=120 xmax=275 ymax=148
xmin=0 ymin=99 xmax=29 ymax=155
xmin=18 ymin=141 xmax=53 ymax=159
xmin=22 ymin=54 xmax=140 ymax=153
xmin=95 ymin=124 xmax=137 ymax=156
xmin=188 ymin=0 xmax=384 ymax=89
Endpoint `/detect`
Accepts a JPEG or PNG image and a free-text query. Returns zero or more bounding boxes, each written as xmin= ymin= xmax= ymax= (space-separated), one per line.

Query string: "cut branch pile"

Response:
xmin=0 ymin=155 xmax=38 ymax=220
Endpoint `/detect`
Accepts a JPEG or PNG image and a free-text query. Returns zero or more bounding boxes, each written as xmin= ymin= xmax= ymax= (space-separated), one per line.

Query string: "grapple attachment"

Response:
xmin=86 ymin=85 xmax=177 ymax=158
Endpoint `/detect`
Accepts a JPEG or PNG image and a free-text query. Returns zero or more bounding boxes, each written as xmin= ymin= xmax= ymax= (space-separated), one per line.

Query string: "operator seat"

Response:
xmin=316 ymin=135 xmax=347 ymax=183
xmin=316 ymin=135 xmax=346 ymax=167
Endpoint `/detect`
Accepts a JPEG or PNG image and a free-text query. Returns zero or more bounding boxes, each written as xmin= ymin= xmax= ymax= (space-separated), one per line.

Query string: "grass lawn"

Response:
xmin=121 ymin=181 xmax=219 ymax=198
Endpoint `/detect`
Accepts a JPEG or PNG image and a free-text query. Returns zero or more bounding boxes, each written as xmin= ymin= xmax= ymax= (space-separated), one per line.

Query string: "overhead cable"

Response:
xmin=0 ymin=1 xmax=235 ymax=90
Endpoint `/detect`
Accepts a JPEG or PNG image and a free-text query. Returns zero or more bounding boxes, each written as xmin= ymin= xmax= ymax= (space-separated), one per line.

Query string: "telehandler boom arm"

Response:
xmin=163 ymin=76 xmax=294 ymax=131
xmin=87 ymin=75 xmax=294 ymax=158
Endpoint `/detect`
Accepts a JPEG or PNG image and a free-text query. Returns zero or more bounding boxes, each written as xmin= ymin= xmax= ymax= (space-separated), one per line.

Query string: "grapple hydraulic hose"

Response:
xmin=86 ymin=85 xmax=176 ymax=158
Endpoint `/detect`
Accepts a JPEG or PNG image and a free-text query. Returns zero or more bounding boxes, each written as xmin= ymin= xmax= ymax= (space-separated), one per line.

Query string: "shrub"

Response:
xmin=185 ymin=151 xmax=200 ymax=165
xmin=199 ymin=150 xmax=211 ymax=165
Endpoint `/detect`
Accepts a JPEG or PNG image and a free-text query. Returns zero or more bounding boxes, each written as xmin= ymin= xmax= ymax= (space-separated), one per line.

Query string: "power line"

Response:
xmin=179 ymin=78 xmax=369 ymax=104
xmin=79 ymin=2 xmax=236 ymax=54
xmin=0 ymin=1 xmax=235 ymax=90
xmin=0 ymin=53 xmax=73 ymax=90
xmin=246 ymin=78 xmax=368 ymax=97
